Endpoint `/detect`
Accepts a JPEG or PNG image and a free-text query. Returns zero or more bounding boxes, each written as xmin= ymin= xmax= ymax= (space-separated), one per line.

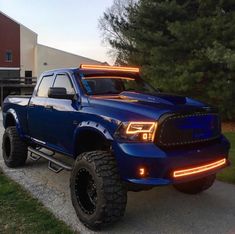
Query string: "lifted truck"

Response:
xmin=2 ymin=64 xmax=230 ymax=230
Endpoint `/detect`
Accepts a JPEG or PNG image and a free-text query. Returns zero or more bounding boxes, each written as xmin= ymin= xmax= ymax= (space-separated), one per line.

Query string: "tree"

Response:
xmin=98 ymin=0 xmax=137 ymax=64
xmin=100 ymin=0 xmax=235 ymax=120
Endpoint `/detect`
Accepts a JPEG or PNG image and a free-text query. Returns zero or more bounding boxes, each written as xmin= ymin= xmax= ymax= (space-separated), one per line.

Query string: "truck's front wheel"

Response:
xmin=70 ymin=151 xmax=127 ymax=230
xmin=174 ymin=174 xmax=216 ymax=194
xmin=2 ymin=127 xmax=28 ymax=168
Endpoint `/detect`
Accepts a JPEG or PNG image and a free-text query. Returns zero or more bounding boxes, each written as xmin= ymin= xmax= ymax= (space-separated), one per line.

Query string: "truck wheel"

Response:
xmin=70 ymin=151 xmax=127 ymax=230
xmin=174 ymin=174 xmax=216 ymax=194
xmin=2 ymin=127 xmax=28 ymax=168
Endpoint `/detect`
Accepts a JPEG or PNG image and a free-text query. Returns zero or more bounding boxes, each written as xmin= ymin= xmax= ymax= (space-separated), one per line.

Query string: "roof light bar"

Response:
xmin=80 ymin=64 xmax=140 ymax=73
xmin=173 ymin=158 xmax=226 ymax=178
xmin=82 ymin=76 xmax=135 ymax=80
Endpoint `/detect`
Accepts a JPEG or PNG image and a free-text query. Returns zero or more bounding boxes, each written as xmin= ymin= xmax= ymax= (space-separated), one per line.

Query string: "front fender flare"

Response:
xmin=72 ymin=121 xmax=113 ymax=155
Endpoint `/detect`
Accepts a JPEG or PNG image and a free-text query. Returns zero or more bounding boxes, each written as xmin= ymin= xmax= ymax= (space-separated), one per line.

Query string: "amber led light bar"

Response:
xmin=173 ymin=158 xmax=226 ymax=178
xmin=83 ymin=76 xmax=135 ymax=80
xmin=80 ymin=64 xmax=140 ymax=73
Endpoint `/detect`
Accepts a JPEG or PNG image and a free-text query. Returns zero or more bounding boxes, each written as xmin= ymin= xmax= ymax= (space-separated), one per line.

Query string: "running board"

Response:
xmin=28 ymin=147 xmax=72 ymax=173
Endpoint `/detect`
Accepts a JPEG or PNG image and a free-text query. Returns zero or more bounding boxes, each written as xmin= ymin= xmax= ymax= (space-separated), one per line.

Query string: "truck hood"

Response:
xmin=88 ymin=91 xmax=214 ymax=122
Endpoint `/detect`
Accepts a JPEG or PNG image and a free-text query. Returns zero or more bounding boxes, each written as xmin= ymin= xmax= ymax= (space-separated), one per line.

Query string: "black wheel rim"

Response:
xmin=4 ymin=136 xmax=11 ymax=158
xmin=75 ymin=168 xmax=97 ymax=215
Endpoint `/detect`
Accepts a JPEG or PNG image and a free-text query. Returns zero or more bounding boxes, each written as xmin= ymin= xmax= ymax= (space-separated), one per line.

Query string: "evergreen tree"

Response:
xmin=100 ymin=0 xmax=235 ymax=120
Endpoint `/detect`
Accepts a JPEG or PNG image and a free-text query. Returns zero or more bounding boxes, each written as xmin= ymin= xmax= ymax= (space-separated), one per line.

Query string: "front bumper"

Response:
xmin=112 ymin=135 xmax=230 ymax=186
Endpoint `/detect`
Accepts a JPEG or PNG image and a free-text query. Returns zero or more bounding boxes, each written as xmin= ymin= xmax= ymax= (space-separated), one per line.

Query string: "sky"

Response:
xmin=0 ymin=0 xmax=115 ymax=64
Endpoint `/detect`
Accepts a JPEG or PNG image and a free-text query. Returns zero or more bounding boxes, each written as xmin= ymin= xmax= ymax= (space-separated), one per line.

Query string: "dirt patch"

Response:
xmin=222 ymin=122 xmax=235 ymax=132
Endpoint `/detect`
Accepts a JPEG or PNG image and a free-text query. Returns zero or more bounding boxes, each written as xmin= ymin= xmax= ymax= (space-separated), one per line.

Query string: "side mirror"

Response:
xmin=48 ymin=87 xmax=75 ymax=100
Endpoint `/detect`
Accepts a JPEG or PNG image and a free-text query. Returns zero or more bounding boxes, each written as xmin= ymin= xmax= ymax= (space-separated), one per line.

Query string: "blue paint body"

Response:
xmin=2 ymin=68 xmax=230 ymax=187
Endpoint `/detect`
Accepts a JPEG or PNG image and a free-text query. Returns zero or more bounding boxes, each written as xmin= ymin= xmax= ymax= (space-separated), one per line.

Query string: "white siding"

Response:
xmin=20 ymin=24 xmax=37 ymax=77
xmin=36 ymin=44 xmax=101 ymax=77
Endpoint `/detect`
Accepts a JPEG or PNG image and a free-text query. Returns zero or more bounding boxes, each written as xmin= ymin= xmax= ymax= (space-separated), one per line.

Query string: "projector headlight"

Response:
xmin=115 ymin=122 xmax=157 ymax=142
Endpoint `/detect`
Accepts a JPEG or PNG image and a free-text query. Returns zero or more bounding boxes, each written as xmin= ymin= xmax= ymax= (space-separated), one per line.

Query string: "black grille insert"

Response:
xmin=156 ymin=113 xmax=221 ymax=147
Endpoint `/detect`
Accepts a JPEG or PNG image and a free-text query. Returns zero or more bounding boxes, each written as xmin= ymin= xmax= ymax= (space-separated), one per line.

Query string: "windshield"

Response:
xmin=80 ymin=76 xmax=157 ymax=95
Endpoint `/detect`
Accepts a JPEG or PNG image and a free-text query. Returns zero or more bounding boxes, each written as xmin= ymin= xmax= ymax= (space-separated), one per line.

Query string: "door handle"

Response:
xmin=45 ymin=105 xmax=54 ymax=110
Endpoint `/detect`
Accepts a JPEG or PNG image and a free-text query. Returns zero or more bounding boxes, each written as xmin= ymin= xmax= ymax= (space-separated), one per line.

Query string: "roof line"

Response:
xmin=0 ymin=10 xmax=37 ymax=35
xmin=37 ymin=44 xmax=102 ymax=63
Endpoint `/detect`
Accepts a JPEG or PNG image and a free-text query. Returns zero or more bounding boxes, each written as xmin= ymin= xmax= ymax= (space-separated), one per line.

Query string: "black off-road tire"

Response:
xmin=2 ymin=126 xmax=28 ymax=168
xmin=174 ymin=174 xmax=216 ymax=194
xmin=70 ymin=150 xmax=127 ymax=230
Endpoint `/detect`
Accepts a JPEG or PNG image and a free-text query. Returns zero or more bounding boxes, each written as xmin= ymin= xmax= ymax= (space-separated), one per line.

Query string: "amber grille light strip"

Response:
xmin=173 ymin=158 xmax=226 ymax=178
xmin=80 ymin=64 xmax=140 ymax=73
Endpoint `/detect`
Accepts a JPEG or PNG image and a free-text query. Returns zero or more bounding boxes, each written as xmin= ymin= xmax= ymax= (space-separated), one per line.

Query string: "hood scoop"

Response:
xmin=120 ymin=91 xmax=187 ymax=105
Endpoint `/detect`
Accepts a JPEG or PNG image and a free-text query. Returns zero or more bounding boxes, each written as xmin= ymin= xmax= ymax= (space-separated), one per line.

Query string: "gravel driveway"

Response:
xmin=0 ymin=117 xmax=235 ymax=234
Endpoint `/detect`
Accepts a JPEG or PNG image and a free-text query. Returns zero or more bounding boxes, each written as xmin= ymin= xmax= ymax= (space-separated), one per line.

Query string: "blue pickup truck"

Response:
xmin=2 ymin=64 xmax=230 ymax=229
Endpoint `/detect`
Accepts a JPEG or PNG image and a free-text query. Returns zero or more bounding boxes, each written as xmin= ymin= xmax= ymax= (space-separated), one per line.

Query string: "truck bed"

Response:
xmin=2 ymin=95 xmax=31 ymax=135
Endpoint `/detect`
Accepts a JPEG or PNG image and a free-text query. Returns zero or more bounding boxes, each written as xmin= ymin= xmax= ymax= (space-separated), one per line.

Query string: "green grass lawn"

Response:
xmin=217 ymin=132 xmax=235 ymax=184
xmin=0 ymin=171 xmax=73 ymax=234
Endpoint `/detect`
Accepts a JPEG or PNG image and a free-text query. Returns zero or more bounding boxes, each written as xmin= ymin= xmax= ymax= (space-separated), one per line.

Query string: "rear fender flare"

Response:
xmin=4 ymin=109 xmax=23 ymax=137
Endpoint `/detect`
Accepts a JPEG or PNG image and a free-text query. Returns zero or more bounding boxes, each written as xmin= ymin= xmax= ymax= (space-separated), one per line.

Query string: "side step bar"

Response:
xmin=28 ymin=147 xmax=72 ymax=173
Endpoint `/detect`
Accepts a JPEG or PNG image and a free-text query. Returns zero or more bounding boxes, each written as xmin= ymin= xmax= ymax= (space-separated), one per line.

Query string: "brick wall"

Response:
xmin=0 ymin=12 xmax=20 ymax=68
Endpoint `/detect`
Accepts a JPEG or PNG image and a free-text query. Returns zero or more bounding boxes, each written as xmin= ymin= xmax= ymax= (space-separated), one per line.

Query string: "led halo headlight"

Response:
xmin=115 ymin=121 xmax=158 ymax=142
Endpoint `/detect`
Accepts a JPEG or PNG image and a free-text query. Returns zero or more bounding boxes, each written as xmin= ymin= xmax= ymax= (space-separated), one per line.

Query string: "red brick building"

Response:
xmin=0 ymin=12 xmax=21 ymax=77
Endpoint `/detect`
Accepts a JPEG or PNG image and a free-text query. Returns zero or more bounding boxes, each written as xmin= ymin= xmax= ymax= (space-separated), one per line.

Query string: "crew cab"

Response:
xmin=2 ymin=64 xmax=230 ymax=230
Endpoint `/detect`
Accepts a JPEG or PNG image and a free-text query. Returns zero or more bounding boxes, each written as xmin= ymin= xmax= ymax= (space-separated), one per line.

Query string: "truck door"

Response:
xmin=28 ymin=74 xmax=55 ymax=143
xmin=43 ymin=73 xmax=79 ymax=154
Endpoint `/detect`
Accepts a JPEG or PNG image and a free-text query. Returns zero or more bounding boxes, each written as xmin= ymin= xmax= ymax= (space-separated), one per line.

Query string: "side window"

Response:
xmin=37 ymin=75 xmax=54 ymax=97
xmin=53 ymin=74 xmax=75 ymax=94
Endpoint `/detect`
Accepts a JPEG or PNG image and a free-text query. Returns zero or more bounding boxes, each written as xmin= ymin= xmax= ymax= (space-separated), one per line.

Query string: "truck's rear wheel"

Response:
xmin=2 ymin=127 xmax=28 ymax=168
xmin=70 ymin=151 xmax=127 ymax=230
xmin=174 ymin=174 xmax=216 ymax=194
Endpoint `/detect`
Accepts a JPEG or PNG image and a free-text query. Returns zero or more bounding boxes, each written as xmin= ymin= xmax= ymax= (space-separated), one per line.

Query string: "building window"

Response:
xmin=5 ymin=51 xmax=13 ymax=62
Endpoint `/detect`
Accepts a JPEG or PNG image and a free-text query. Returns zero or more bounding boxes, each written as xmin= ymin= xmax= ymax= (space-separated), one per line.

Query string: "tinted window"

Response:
xmin=53 ymin=74 xmax=75 ymax=94
xmin=81 ymin=76 xmax=156 ymax=95
xmin=37 ymin=75 xmax=54 ymax=97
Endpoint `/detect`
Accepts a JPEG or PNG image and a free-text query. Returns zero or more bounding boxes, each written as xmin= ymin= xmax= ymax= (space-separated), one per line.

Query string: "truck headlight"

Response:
xmin=114 ymin=122 xmax=157 ymax=142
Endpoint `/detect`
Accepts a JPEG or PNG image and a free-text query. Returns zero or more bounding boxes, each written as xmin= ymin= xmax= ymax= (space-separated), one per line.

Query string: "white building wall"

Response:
xmin=37 ymin=44 xmax=101 ymax=76
xmin=20 ymin=25 xmax=37 ymax=77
